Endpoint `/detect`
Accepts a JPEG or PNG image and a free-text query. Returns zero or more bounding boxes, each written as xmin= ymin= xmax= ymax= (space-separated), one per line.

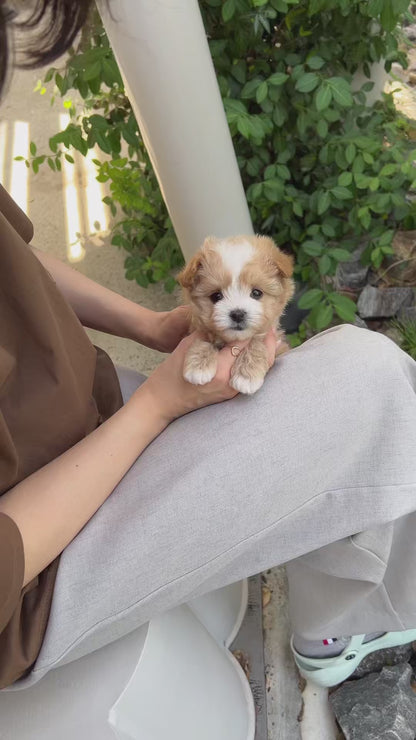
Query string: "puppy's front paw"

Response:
xmin=230 ymin=372 xmax=264 ymax=395
xmin=183 ymin=339 xmax=218 ymax=385
xmin=184 ymin=365 xmax=217 ymax=385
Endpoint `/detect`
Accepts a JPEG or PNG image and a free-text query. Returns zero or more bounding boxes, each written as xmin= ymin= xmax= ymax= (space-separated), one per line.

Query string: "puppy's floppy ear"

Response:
xmin=272 ymin=247 xmax=294 ymax=278
xmin=255 ymin=235 xmax=294 ymax=278
xmin=177 ymin=253 xmax=203 ymax=291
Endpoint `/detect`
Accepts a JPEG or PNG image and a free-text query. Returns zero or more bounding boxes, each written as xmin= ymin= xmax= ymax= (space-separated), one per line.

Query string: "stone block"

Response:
xmin=330 ymin=664 xmax=416 ymax=740
xmin=357 ymin=285 xmax=414 ymax=319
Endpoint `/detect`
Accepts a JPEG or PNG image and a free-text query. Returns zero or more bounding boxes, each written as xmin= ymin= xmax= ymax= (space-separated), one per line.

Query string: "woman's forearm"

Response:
xmin=31 ymin=246 xmax=156 ymax=345
xmin=0 ymin=383 xmax=168 ymax=586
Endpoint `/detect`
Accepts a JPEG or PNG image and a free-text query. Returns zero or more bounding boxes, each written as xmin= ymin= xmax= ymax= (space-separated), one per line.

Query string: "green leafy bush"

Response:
xmin=22 ymin=0 xmax=416 ymax=333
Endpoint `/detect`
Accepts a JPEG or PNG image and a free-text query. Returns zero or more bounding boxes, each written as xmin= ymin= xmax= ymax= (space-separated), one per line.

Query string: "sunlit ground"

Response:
xmin=0 ymin=113 xmax=109 ymax=263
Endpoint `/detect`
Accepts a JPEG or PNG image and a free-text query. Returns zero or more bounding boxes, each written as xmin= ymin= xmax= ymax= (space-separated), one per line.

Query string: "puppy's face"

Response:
xmin=178 ymin=235 xmax=295 ymax=343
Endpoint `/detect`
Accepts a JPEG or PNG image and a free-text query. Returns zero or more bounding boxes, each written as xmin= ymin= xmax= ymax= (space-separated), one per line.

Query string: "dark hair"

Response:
xmin=0 ymin=0 xmax=95 ymax=98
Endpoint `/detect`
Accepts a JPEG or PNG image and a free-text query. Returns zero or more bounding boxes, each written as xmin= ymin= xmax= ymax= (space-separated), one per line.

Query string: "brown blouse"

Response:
xmin=0 ymin=185 xmax=123 ymax=688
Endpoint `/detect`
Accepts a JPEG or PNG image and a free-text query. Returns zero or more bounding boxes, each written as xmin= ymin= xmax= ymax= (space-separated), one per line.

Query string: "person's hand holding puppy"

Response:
xmin=144 ymin=328 xmax=278 ymax=423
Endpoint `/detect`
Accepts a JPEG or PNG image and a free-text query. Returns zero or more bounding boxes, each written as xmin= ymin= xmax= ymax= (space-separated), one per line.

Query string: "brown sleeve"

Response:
xmin=0 ymin=185 xmax=34 ymax=243
xmin=0 ymin=513 xmax=25 ymax=634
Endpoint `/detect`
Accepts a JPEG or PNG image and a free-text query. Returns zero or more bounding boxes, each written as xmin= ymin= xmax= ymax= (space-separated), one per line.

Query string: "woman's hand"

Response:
xmin=142 ymin=328 xmax=279 ymax=423
xmin=143 ymin=306 xmax=191 ymax=353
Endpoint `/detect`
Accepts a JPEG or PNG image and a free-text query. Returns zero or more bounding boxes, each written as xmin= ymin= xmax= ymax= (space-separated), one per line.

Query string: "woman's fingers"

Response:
xmin=265 ymin=329 xmax=282 ymax=367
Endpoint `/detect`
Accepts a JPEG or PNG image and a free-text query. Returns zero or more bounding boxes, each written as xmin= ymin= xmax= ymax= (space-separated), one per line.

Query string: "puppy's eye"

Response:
xmin=250 ymin=288 xmax=263 ymax=300
xmin=210 ymin=291 xmax=223 ymax=304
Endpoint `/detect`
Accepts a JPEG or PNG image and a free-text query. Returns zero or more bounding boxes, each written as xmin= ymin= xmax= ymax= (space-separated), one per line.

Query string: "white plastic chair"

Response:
xmin=0 ymin=580 xmax=255 ymax=740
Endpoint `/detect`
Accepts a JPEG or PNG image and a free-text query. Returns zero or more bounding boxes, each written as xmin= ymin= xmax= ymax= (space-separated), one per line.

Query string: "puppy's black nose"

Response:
xmin=229 ymin=309 xmax=247 ymax=324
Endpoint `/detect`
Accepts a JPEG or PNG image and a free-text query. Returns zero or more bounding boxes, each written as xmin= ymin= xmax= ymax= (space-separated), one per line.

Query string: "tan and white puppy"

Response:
xmin=177 ymin=234 xmax=295 ymax=395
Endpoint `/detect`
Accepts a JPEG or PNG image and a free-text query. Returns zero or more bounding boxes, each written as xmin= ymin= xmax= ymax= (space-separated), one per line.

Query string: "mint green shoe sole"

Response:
xmin=290 ymin=629 xmax=416 ymax=688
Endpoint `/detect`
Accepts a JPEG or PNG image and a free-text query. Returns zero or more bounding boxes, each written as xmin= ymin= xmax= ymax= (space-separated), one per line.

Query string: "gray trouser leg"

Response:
xmin=17 ymin=325 xmax=416 ymax=686
xmin=286 ymin=513 xmax=416 ymax=639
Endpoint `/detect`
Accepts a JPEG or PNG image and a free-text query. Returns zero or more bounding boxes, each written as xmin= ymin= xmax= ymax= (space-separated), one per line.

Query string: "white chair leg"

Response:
xmin=187 ymin=580 xmax=249 ymax=647
xmin=97 ymin=0 xmax=253 ymax=261
xmin=109 ymin=604 xmax=255 ymax=740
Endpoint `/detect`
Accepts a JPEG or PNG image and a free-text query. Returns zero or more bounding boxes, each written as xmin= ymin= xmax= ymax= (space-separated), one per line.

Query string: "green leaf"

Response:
xmin=324 ymin=108 xmax=340 ymax=123
xmin=315 ymin=84 xmax=332 ymax=111
xmin=88 ymin=77 xmax=101 ymax=95
xmin=354 ymin=173 xmax=371 ymax=189
xmin=330 ymin=294 xmax=357 ymax=321
xmin=295 ymin=73 xmax=319 ymax=93
xmin=352 ymin=154 xmax=365 ymax=174
xmin=83 ymin=60 xmax=102 ymax=81
xmin=55 ymin=73 xmax=64 ymax=94
xmin=317 ymin=118 xmax=328 ymax=138
xmin=256 ymin=81 xmax=268 ymax=104
xmin=30 ymin=141 xmax=37 ymax=156
xmin=237 ymin=116 xmax=251 ymax=138
xmin=318 ymin=254 xmax=331 ymax=275
xmin=338 ymin=171 xmax=352 ymax=187
xmin=293 ymin=200 xmax=303 ymax=217
xmin=65 ymin=154 xmax=75 ymax=163
xmin=302 ymin=240 xmax=324 ymax=256
xmin=345 ymin=143 xmax=356 ymax=165
xmin=296 ymin=110 xmax=309 ymax=136
xmin=32 ymin=156 xmax=45 ymax=174
xmin=381 ymin=0 xmax=401 ymax=31
xmin=306 ymin=55 xmax=325 ymax=70
xmin=231 ymin=60 xmax=246 ymax=85
xmin=371 ymin=246 xmax=382 ymax=267
xmin=361 ymin=81 xmax=375 ymax=93
xmin=363 ymin=152 xmax=374 ymax=165
xmin=322 ymin=221 xmax=336 ymax=237
xmin=379 ymin=163 xmax=397 ymax=177
xmin=224 ymin=98 xmax=247 ymax=119
xmin=264 ymin=178 xmax=284 ymax=201
xmin=329 ymin=248 xmax=351 ymax=261
xmin=310 ymin=302 xmax=334 ymax=331
xmin=44 ymin=68 xmax=55 ymax=83
xmin=268 ymin=72 xmax=289 ymax=86
xmin=276 ymin=164 xmax=290 ymax=180
xmin=222 ymin=0 xmax=236 ymax=22
xmin=241 ymin=78 xmax=261 ymax=99
xmin=331 ymin=186 xmax=353 ymax=200
xmin=273 ymin=106 xmax=287 ymax=127
xmin=379 ymin=229 xmax=394 ymax=247
xmin=298 ymin=288 xmax=323 ymax=309
xmin=328 ymin=77 xmax=353 ymax=107
xmin=317 ymin=191 xmax=330 ymax=215
xmin=367 ymin=0 xmax=383 ymax=16
xmin=89 ymin=114 xmax=110 ymax=131
xmin=358 ymin=206 xmax=371 ymax=229
xmin=102 ymin=58 xmax=122 ymax=87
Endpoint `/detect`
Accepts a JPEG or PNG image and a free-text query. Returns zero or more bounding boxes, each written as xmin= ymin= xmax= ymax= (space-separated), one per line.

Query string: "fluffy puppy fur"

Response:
xmin=177 ymin=234 xmax=295 ymax=394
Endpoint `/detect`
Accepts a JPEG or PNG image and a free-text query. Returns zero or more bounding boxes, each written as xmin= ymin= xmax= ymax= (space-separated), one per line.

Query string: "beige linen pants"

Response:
xmin=12 ymin=324 xmax=416 ymax=687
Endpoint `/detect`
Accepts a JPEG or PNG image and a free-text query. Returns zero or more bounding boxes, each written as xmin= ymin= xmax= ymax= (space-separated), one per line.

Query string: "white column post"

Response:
xmin=97 ymin=0 xmax=253 ymax=261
